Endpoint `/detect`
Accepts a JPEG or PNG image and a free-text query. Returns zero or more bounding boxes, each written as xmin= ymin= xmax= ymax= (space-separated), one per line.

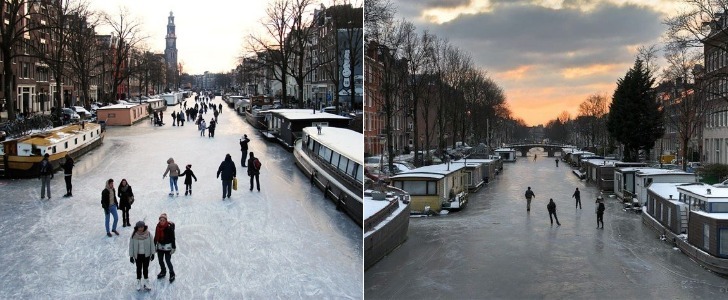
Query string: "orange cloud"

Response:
xmin=561 ymin=64 xmax=619 ymax=79
xmin=496 ymin=65 xmax=534 ymax=80
xmin=506 ymin=83 xmax=617 ymax=126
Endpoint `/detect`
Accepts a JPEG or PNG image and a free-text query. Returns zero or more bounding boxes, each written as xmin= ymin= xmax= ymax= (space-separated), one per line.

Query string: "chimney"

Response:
xmin=669 ymin=194 xmax=673 ymax=199
xmin=707 ymin=188 xmax=712 ymax=195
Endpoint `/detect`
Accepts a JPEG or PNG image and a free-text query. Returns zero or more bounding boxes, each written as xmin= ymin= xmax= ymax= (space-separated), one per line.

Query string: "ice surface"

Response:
xmin=0 ymin=96 xmax=362 ymax=298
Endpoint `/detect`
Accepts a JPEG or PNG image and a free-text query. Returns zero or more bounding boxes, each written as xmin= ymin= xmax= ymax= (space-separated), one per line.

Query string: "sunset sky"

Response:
xmin=393 ymin=0 xmax=686 ymax=126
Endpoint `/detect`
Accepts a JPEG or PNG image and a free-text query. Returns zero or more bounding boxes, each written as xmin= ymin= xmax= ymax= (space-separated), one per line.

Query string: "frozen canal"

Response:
xmin=365 ymin=152 xmax=728 ymax=299
xmin=0 ymin=96 xmax=362 ymax=298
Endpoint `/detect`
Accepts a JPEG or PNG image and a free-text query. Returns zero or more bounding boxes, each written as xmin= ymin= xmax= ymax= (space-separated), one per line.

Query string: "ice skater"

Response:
xmin=208 ymin=118 xmax=216 ymax=138
xmin=596 ymin=197 xmax=605 ymax=229
xmin=39 ymin=153 xmax=53 ymax=199
xmin=216 ymin=154 xmax=236 ymax=200
xmin=525 ymin=187 xmax=535 ymax=212
xmin=154 ymin=213 xmax=176 ymax=283
xmin=547 ymin=198 xmax=561 ymax=226
xmin=101 ymin=179 xmax=120 ymax=237
xmin=162 ymin=158 xmax=181 ymax=196
xmin=247 ymin=152 xmax=261 ymax=191
xmin=555 ymin=159 xmax=559 ymax=167
xmin=62 ymin=154 xmax=74 ymax=197
xmin=179 ymin=164 xmax=197 ymax=196
xmin=240 ymin=134 xmax=250 ymax=167
xmin=129 ymin=221 xmax=155 ymax=291
xmin=118 ymin=179 xmax=135 ymax=227
xmin=198 ymin=119 xmax=206 ymax=137
xmin=572 ymin=187 xmax=581 ymax=209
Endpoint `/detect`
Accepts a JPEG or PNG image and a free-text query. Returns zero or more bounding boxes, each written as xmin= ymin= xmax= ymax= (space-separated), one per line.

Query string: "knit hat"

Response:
xmin=135 ymin=221 xmax=146 ymax=229
xmin=159 ymin=213 xmax=168 ymax=221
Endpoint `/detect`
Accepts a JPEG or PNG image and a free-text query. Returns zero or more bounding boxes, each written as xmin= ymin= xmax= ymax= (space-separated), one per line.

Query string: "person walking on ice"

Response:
xmin=162 ymin=158 xmax=181 ymax=196
xmin=248 ymin=152 xmax=262 ymax=191
xmin=216 ymin=154 xmax=236 ymax=200
xmin=239 ymin=134 xmax=250 ymax=167
xmin=547 ymin=198 xmax=561 ymax=226
xmin=198 ymin=119 xmax=206 ymax=137
xmin=179 ymin=164 xmax=197 ymax=196
xmin=101 ymin=179 xmax=120 ymax=237
xmin=525 ymin=187 xmax=535 ymax=212
xmin=154 ymin=213 xmax=176 ymax=283
xmin=555 ymin=159 xmax=559 ymax=167
xmin=572 ymin=187 xmax=581 ymax=209
xmin=129 ymin=221 xmax=155 ymax=291
xmin=39 ymin=153 xmax=53 ymax=199
xmin=596 ymin=197 xmax=605 ymax=229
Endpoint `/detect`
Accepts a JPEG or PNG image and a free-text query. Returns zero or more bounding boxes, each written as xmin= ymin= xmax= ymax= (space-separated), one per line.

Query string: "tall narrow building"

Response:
xmin=165 ymin=11 xmax=178 ymax=90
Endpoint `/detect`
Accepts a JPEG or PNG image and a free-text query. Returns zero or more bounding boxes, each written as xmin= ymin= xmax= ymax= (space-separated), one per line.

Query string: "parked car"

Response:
xmin=365 ymin=166 xmax=390 ymax=183
xmin=71 ymin=106 xmax=92 ymax=118
xmin=320 ymin=106 xmax=337 ymax=114
xmin=62 ymin=108 xmax=80 ymax=122
xmin=365 ymin=156 xmax=383 ymax=169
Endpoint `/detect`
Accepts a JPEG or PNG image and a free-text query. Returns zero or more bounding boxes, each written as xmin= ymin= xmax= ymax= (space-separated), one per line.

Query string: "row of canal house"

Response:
xmin=645 ymin=182 xmax=728 ymax=272
xmin=389 ymin=157 xmax=502 ymax=214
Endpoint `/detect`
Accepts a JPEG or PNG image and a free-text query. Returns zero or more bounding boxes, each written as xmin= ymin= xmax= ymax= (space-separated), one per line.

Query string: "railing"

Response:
xmin=0 ymin=115 xmax=54 ymax=139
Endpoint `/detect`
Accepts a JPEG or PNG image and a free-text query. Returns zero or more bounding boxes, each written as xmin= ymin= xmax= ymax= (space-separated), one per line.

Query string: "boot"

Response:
xmin=157 ymin=271 xmax=166 ymax=279
xmin=136 ymin=279 xmax=142 ymax=291
xmin=143 ymin=278 xmax=151 ymax=290
xmin=169 ymin=274 xmax=175 ymax=283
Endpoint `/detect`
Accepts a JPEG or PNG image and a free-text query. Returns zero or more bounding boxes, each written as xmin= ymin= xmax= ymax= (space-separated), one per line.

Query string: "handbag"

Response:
xmin=129 ymin=195 xmax=135 ymax=205
xmin=233 ymin=177 xmax=238 ymax=190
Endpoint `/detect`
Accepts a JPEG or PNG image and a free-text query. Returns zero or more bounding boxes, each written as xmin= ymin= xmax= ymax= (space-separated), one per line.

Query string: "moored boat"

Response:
xmin=0 ymin=122 xmax=104 ymax=178
xmin=364 ymin=187 xmax=410 ymax=270
xmin=293 ymin=126 xmax=363 ymax=226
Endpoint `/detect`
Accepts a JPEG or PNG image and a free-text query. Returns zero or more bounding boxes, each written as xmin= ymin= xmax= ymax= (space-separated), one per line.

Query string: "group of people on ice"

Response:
xmin=524 ymin=186 xmax=606 ymax=228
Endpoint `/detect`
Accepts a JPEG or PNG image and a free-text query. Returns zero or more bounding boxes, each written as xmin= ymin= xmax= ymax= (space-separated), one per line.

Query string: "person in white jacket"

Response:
xmin=129 ymin=221 xmax=155 ymax=291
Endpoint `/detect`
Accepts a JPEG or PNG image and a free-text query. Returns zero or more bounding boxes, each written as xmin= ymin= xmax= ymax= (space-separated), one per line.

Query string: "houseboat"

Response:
xmin=614 ymin=167 xmax=649 ymax=200
xmin=229 ymin=96 xmax=250 ymax=115
xmin=364 ymin=187 xmax=410 ymax=270
xmin=581 ymin=159 xmax=647 ymax=192
xmin=493 ymin=148 xmax=517 ymax=162
xmin=390 ymin=163 xmax=467 ymax=214
xmin=142 ymin=98 xmax=166 ymax=114
xmin=642 ymin=183 xmax=728 ymax=275
xmin=0 ymin=122 xmax=104 ymax=178
xmin=293 ymin=127 xmax=363 ymax=226
xmin=634 ymin=168 xmax=697 ymax=206
xmin=449 ymin=160 xmax=486 ymax=192
xmin=95 ymin=103 xmax=148 ymax=126
xmin=263 ymin=109 xmax=350 ymax=150
xmin=244 ymin=95 xmax=276 ymax=129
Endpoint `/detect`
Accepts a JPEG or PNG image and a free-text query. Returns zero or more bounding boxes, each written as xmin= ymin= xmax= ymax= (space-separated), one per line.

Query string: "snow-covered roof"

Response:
xmin=635 ymin=168 xmax=693 ymax=177
xmin=364 ymin=196 xmax=390 ymax=220
xmin=457 ymin=158 xmax=497 ymax=164
xmin=391 ymin=163 xmax=465 ymax=180
xmin=648 ymin=183 xmax=692 ymax=203
xmin=97 ymin=103 xmax=140 ymax=110
xmin=690 ymin=210 xmax=728 ymax=220
xmin=582 ymin=158 xmax=621 ymax=167
xmin=448 ymin=161 xmax=484 ymax=168
xmin=303 ymin=127 xmax=362 ymax=164
xmin=20 ymin=123 xmax=100 ymax=146
xmin=615 ymin=167 xmax=649 ymax=173
xmin=268 ymin=109 xmax=350 ymax=120
xmin=677 ymin=183 xmax=728 ymax=200
xmin=494 ymin=148 xmax=516 ymax=152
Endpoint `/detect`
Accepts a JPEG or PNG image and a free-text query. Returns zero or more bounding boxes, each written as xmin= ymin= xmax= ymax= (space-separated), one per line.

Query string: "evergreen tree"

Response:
xmin=607 ymin=59 xmax=664 ymax=162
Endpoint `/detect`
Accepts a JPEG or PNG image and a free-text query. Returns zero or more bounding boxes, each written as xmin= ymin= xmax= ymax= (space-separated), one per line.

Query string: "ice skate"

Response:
xmin=169 ymin=274 xmax=175 ymax=283
xmin=157 ymin=271 xmax=166 ymax=279
xmin=143 ymin=278 xmax=151 ymax=290
xmin=136 ymin=279 xmax=141 ymax=291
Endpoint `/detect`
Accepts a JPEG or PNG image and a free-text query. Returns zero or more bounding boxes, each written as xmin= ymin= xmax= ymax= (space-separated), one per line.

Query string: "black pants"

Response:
xmin=185 ymin=183 xmax=192 ymax=193
xmin=250 ymin=174 xmax=260 ymax=191
xmin=241 ymin=151 xmax=248 ymax=167
xmin=549 ymin=211 xmax=560 ymax=225
xmin=64 ymin=175 xmax=72 ymax=194
xmin=158 ymin=250 xmax=175 ymax=276
xmin=575 ymin=198 xmax=581 ymax=209
xmin=135 ymin=254 xmax=150 ymax=279
xmin=597 ymin=213 xmax=604 ymax=227
xmin=121 ymin=207 xmax=131 ymax=225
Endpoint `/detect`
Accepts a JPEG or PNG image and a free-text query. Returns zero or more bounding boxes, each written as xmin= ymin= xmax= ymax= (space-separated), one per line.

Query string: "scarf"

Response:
xmin=155 ymin=222 xmax=167 ymax=243
xmin=106 ymin=187 xmax=117 ymax=205
xmin=120 ymin=185 xmax=128 ymax=193
xmin=133 ymin=230 xmax=150 ymax=240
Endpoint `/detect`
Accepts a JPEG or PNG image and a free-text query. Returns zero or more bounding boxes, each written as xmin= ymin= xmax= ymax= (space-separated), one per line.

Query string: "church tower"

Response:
xmin=164 ymin=11 xmax=178 ymax=90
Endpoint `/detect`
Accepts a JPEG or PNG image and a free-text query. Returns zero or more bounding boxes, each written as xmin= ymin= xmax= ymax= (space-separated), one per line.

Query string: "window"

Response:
xmin=705 ymin=223 xmax=710 ymax=250
xmin=331 ymin=152 xmax=341 ymax=168
xmin=22 ymin=63 xmax=29 ymax=78
xmin=399 ymin=181 xmax=427 ymax=195
xmin=720 ymin=228 xmax=728 ymax=257
xmin=64 ymin=142 xmax=68 ymax=149
xmin=74 ymin=138 xmax=77 ymax=145
xmin=711 ymin=202 xmax=728 ymax=213
xmin=667 ymin=207 xmax=671 ymax=227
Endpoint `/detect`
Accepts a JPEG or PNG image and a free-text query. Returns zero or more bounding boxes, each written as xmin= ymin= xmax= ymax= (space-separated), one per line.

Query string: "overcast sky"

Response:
xmin=90 ymin=0 xmax=340 ymax=75
xmin=392 ymin=0 xmax=684 ymax=126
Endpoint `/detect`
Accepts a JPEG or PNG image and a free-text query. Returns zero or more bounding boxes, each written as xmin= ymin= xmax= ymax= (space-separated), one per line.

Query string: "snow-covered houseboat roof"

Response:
xmin=302 ymin=127 xmax=362 ymax=164
xmin=265 ymin=109 xmax=350 ymax=120
xmin=390 ymin=163 xmax=465 ymax=180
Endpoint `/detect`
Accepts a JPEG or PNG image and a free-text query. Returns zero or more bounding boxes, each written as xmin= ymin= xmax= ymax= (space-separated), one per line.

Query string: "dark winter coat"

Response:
xmin=117 ymin=185 xmax=134 ymax=210
xmin=62 ymin=157 xmax=74 ymax=175
xmin=597 ymin=202 xmax=605 ymax=215
xmin=547 ymin=201 xmax=556 ymax=213
xmin=101 ymin=188 xmax=118 ymax=212
xmin=247 ymin=157 xmax=261 ymax=176
xmin=180 ymin=169 xmax=198 ymax=185
xmin=525 ymin=189 xmax=534 ymax=199
xmin=240 ymin=137 xmax=250 ymax=151
xmin=39 ymin=158 xmax=52 ymax=176
xmin=217 ymin=156 xmax=236 ymax=180
xmin=154 ymin=222 xmax=176 ymax=249
xmin=209 ymin=120 xmax=216 ymax=131
xmin=572 ymin=190 xmax=580 ymax=200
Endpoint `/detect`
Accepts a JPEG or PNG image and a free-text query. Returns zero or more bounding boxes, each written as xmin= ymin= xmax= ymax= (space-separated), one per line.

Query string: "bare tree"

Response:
xmin=286 ymin=0 xmax=320 ymax=108
xmin=102 ymin=8 xmax=146 ymax=101
xmin=364 ymin=0 xmax=393 ymax=43
xmin=66 ymin=2 xmax=100 ymax=108
xmin=0 ymin=1 xmax=45 ymax=121
xmin=247 ymin=0 xmax=295 ymax=106
xmin=578 ymin=93 xmax=608 ymax=149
